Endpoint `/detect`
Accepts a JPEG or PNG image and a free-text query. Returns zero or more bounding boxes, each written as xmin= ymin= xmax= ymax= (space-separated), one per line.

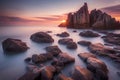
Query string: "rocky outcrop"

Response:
xmin=45 ymin=46 xmax=62 ymax=56
xmin=59 ymin=3 xmax=120 ymax=29
xmin=72 ymin=66 xmax=93 ymax=80
xmin=2 ymin=38 xmax=29 ymax=53
xmin=66 ymin=3 xmax=90 ymax=28
xmin=79 ymin=31 xmax=100 ymax=37
xmin=30 ymin=32 xmax=54 ymax=43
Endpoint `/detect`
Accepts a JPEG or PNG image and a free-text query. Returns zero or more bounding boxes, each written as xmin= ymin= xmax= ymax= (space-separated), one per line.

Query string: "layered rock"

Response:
xmin=66 ymin=3 xmax=90 ymax=28
xmin=59 ymin=3 xmax=120 ymax=29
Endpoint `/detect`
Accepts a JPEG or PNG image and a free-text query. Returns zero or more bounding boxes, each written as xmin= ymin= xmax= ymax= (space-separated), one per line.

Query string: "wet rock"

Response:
xmin=18 ymin=72 xmax=40 ymax=80
xmin=32 ymin=53 xmax=53 ymax=63
xmin=56 ymin=32 xmax=70 ymax=37
xmin=56 ymin=74 xmax=73 ymax=80
xmin=88 ymin=43 xmax=116 ymax=56
xmin=2 ymin=38 xmax=29 ymax=53
xmin=30 ymin=32 xmax=54 ymax=43
xmin=45 ymin=46 xmax=62 ymax=56
xmin=72 ymin=66 xmax=93 ymax=80
xmin=67 ymin=42 xmax=77 ymax=49
xmin=58 ymin=38 xmax=73 ymax=45
xmin=87 ymin=57 xmax=108 ymax=80
xmin=78 ymin=52 xmax=96 ymax=61
xmin=25 ymin=57 xmax=31 ymax=62
xmin=79 ymin=31 xmax=100 ymax=37
xmin=73 ymin=30 xmax=77 ymax=32
xmin=52 ymin=53 xmax=75 ymax=68
xmin=78 ymin=40 xmax=91 ymax=46
xmin=40 ymin=66 xmax=56 ymax=80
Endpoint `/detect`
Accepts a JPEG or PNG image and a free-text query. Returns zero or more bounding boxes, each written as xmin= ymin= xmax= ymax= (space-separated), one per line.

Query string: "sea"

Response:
xmin=0 ymin=26 xmax=120 ymax=80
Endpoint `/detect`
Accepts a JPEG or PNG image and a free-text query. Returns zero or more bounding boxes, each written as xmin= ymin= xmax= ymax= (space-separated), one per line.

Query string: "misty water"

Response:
xmin=0 ymin=26 xmax=120 ymax=80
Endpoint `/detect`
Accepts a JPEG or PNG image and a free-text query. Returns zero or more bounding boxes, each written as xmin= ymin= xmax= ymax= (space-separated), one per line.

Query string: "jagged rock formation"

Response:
xmin=59 ymin=3 xmax=120 ymax=29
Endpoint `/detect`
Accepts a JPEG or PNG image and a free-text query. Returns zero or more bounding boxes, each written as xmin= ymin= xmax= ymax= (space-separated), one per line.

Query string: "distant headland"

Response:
xmin=59 ymin=3 xmax=120 ymax=29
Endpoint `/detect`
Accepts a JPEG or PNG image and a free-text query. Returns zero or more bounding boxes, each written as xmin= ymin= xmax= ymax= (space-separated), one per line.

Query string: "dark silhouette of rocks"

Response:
xmin=59 ymin=3 xmax=120 ymax=29
xmin=2 ymin=38 xmax=29 ymax=53
xmin=30 ymin=32 xmax=54 ymax=43
xmin=78 ymin=40 xmax=91 ymax=46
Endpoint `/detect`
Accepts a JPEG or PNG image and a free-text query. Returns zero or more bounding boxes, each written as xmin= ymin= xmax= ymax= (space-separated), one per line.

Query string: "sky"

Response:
xmin=0 ymin=0 xmax=120 ymax=26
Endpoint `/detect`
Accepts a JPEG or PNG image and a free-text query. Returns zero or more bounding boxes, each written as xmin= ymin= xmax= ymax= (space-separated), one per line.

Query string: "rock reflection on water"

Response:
xmin=0 ymin=26 xmax=120 ymax=80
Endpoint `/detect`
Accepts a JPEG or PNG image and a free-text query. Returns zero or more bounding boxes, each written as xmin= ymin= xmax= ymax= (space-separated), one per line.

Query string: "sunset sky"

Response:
xmin=0 ymin=0 xmax=120 ymax=26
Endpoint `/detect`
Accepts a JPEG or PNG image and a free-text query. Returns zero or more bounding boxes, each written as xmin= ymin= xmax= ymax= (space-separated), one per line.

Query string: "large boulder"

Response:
xmin=72 ymin=66 xmax=93 ymax=80
xmin=56 ymin=74 xmax=73 ymax=80
xmin=79 ymin=31 xmax=100 ymax=37
xmin=58 ymin=38 xmax=73 ymax=45
xmin=45 ymin=46 xmax=62 ymax=56
xmin=78 ymin=40 xmax=91 ymax=46
xmin=32 ymin=53 xmax=53 ymax=63
xmin=87 ymin=57 xmax=108 ymax=80
xmin=2 ymin=38 xmax=29 ymax=53
xmin=78 ymin=52 xmax=96 ymax=61
xmin=56 ymin=32 xmax=70 ymax=37
xmin=30 ymin=32 xmax=54 ymax=43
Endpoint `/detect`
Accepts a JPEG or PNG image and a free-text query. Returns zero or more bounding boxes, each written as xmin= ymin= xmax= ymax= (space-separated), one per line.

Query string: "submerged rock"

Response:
xmin=2 ymin=38 xmax=29 ymax=53
xmin=56 ymin=32 xmax=70 ymax=37
xmin=78 ymin=40 xmax=91 ymax=46
xmin=45 ymin=46 xmax=62 ymax=56
xmin=72 ymin=66 xmax=93 ymax=80
xmin=79 ymin=31 xmax=100 ymax=37
xmin=30 ymin=32 xmax=54 ymax=43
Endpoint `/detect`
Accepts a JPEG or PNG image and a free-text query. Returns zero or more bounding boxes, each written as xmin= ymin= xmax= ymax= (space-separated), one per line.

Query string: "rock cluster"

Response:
xmin=56 ymin=32 xmax=70 ymax=37
xmin=79 ymin=31 xmax=100 ymax=37
xmin=59 ymin=3 xmax=120 ymax=29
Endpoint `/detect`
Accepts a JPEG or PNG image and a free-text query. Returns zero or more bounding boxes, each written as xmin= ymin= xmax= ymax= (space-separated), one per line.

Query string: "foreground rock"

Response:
xmin=56 ymin=74 xmax=73 ymax=80
xmin=56 ymin=32 xmax=70 ymax=37
xmin=87 ymin=57 xmax=108 ymax=80
xmin=30 ymin=32 xmax=54 ymax=43
xmin=45 ymin=46 xmax=62 ymax=56
xmin=79 ymin=31 xmax=100 ymax=37
xmin=67 ymin=41 xmax=77 ymax=49
xmin=32 ymin=53 xmax=53 ymax=63
xmin=52 ymin=53 xmax=75 ymax=68
xmin=78 ymin=40 xmax=91 ymax=46
xmin=2 ymin=38 xmax=29 ymax=53
xmin=78 ymin=52 xmax=96 ymax=61
xmin=72 ymin=66 xmax=93 ymax=80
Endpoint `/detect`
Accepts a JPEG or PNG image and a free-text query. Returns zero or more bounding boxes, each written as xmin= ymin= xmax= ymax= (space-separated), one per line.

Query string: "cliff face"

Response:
xmin=66 ymin=3 xmax=90 ymax=28
xmin=59 ymin=3 xmax=120 ymax=29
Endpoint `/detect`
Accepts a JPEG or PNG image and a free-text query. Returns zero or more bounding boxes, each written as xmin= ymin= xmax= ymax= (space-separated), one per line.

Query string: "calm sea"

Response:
xmin=0 ymin=26 xmax=120 ymax=80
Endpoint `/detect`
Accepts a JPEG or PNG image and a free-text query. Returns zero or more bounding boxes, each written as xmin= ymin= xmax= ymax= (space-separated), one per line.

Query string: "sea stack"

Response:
xmin=66 ymin=3 xmax=90 ymax=28
xmin=59 ymin=3 xmax=120 ymax=29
